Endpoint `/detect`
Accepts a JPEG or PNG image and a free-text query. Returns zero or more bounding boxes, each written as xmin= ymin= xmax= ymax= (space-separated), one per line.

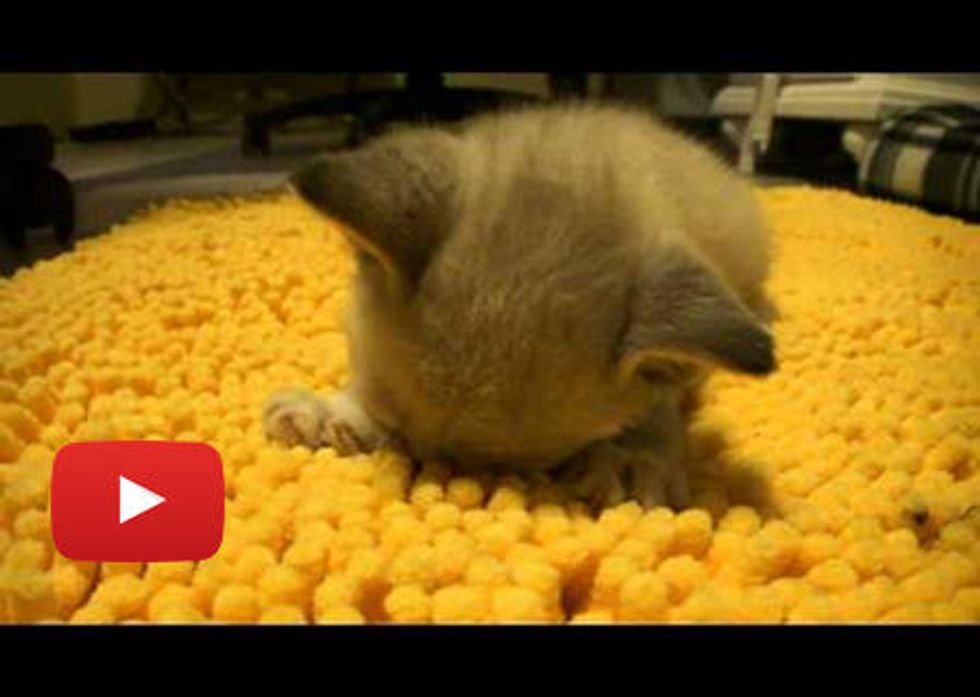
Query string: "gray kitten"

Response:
xmin=263 ymin=103 xmax=776 ymax=510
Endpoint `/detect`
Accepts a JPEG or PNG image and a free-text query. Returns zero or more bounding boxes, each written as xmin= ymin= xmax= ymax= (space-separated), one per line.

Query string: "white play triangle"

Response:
xmin=119 ymin=475 xmax=166 ymax=524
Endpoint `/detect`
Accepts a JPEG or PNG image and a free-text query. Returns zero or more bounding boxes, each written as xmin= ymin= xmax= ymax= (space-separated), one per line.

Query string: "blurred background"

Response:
xmin=2 ymin=72 xmax=979 ymax=275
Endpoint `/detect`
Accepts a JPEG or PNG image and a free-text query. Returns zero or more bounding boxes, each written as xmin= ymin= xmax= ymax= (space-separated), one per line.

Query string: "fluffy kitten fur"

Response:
xmin=263 ymin=103 xmax=776 ymax=509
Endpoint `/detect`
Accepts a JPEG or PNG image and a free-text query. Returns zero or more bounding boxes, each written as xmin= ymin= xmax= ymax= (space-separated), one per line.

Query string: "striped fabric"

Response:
xmin=858 ymin=104 xmax=980 ymax=221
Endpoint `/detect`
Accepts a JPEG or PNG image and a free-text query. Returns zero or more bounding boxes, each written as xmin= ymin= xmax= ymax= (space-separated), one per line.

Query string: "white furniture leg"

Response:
xmin=737 ymin=73 xmax=782 ymax=175
xmin=842 ymin=122 xmax=878 ymax=165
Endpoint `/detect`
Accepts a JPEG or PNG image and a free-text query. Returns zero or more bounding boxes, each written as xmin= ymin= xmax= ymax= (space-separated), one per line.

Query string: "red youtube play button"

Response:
xmin=51 ymin=441 xmax=224 ymax=562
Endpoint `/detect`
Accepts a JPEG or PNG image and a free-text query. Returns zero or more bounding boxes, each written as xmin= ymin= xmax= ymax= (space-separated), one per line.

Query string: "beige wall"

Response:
xmin=0 ymin=73 xmax=76 ymax=133
xmin=71 ymin=73 xmax=147 ymax=127
xmin=444 ymin=73 xmax=552 ymax=97
xmin=0 ymin=73 xmax=733 ymax=137
xmin=0 ymin=73 xmax=149 ymax=136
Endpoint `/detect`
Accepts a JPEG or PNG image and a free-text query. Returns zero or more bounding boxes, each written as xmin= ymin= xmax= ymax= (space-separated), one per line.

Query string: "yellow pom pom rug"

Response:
xmin=0 ymin=187 xmax=977 ymax=623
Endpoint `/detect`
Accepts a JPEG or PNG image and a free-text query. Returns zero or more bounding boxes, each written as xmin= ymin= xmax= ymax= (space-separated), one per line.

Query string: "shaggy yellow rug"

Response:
xmin=0 ymin=187 xmax=977 ymax=624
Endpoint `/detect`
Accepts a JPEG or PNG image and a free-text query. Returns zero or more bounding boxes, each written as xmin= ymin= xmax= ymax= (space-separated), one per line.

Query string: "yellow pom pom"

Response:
xmin=382 ymin=516 xmax=430 ymax=553
xmin=490 ymin=586 xmax=550 ymax=623
xmin=934 ymin=551 xmax=977 ymax=587
xmin=673 ymin=509 xmax=713 ymax=557
xmin=509 ymin=560 xmax=560 ymax=599
xmin=410 ymin=480 xmax=444 ymax=510
xmin=431 ymin=532 xmax=475 ymax=586
xmin=937 ymin=521 xmax=975 ymax=553
xmin=669 ymin=587 xmax=728 ymax=623
xmin=657 ymin=555 xmax=707 ymax=603
xmin=143 ymin=561 xmax=195 ymax=590
xmin=0 ymin=422 xmax=26 ymax=461
xmin=543 ymin=536 xmax=590 ymax=580
xmin=597 ymin=502 xmax=644 ymax=536
xmin=258 ymin=565 xmax=311 ymax=608
xmin=880 ymin=603 xmax=935 ymax=623
xmin=282 ymin=539 xmax=330 ymax=583
xmin=591 ymin=555 xmax=641 ymax=607
xmin=210 ymin=584 xmax=260 ymax=622
xmin=389 ymin=545 xmax=438 ymax=589
xmin=233 ymin=545 xmax=277 ymax=584
xmin=431 ymin=585 xmax=490 ymax=623
xmin=89 ymin=574 xmax=150 ymax=621
xmin=840 ymin=517 xmax=885 ymax=545
xmin=446 ymin=477 xmax=485 ymax=510
xmin=951 ymin=588 xmax=980 ymax=620
xmin=3 ymin=538 xmax=51 ymax=571
xmin=732 ymin=587 xmax=784 ymax=623
xmin=486 ymin=484 xmax=527 ymax=512
xmin=579 ymin=525 xmax=617 ymax=557
xmin=610 ymin=538 xmax=658 ymax=568
xmin=190 ymin=558 xmax=234 ymax=608
xmin=718 ymin=506 xmax=762 ymax=536
xmin=570 ymin=609 xmax=614 ymax=624
xmin=794 ymin=534 xmax=843 ymax=573
xmin=842 ymin=540 xmax=885 ymax=579
xmin=922 ymin=436 xmax=970 ymax=475
xmin=533 ymin=513 xmax=573 ymax=545
xmin=70 ymin=603 xmax=116 ymax=625
xmin=618 ymin=572 xmax=669 ymax=622
xmin=51 ymin=564 xmax=95 ymax=614
xmin=475 ymin=521 xmax=522 ymax=558
xmin=899 ymin=569 xmax=956 ymax=605
xmin=313 ymin=575 xmax=363 ymax=615
xmin=147 ymin=592 xmax=206 ymax=624
xmin=0 ymin=404 xmax=41 ymax=442
xmin=749 ymin=521 xmax=801 ymax=578
xmin=384 ymin=584 xmax=432 ymax=624
xmin=767 ymin=578 xmax=809 ymax=613
xmin=834 ymin=586 xmax=886 ymax=622
xmin=786 ymin=595 xmax=837 ymax=623
xmin=147 ymin=584 xmax=206 ymax=617
xmin=805 ymin=559 xmax=860 ymax=592
xmin=314 ymin=604 xmax=366 ymax=624
xmin=706 ymin=531 xmax=747 ymax=571
xmin=425 ymin=502 xmax=462 ymax=531
xmin=54 ymin=402 xmax=86 ymax=431
xmin=882 ymin=529 xmax=924 ymax=579
xmin=259 ymin=605 xmax=308 ymax=624
xmin=464 ymin=555 xmax=510 ymax=587
xmin=0 ymin=380 xmax=19 ymax=401
xmin=929 ymin=602 xmax=974 ymax=623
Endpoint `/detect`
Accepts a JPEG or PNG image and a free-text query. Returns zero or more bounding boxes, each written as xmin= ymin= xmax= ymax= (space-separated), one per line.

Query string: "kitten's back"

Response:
xmin=454 ymin=103 xmax=771 ymax=313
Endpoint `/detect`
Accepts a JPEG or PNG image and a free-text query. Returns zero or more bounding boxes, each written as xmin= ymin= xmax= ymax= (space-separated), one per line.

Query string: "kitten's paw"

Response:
xmin=322 ymin=416 xmax=373 ymax=456
xmin=628 ymin=455 xmax=691 ymax=511
xmin=263 ymin=389 xmax=330 ymax=449
xmin=557 ymin=446 xmax=629 ymax=510
xmin=559 ymin=443 xmax=690 ymax=511
xmin=263 ymin=388 xmax=388 ymax=456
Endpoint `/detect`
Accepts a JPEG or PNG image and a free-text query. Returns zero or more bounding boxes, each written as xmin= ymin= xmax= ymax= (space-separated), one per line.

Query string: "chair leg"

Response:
xmin=2 ymin=225 xmax=26 ymax=249
xmin=53 ymin=201 xmax=75 ymax=246
xmin=738 ymin=73 xmax=782 ymax=175
xmin=50 ymin=170 xmax=75 ymax=245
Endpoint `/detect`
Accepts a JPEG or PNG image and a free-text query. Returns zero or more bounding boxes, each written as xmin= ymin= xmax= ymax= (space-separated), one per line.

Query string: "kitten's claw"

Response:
xmin=559 ymin=452 xmax=629 ymax=510
xmin=558 ymin=444 xmax=634 ymax=510
xmin=323 ymin=418 xmax=369 ymax=456
xmin=559 ymin=442 xmax=690 ymax=511
xmin=263 ymin=388 xmax=386 ymax=455
xmin=263 ymin=389 xmax=329 ymax=449
xmin=628 ymin=457 xmax=691 ymax=511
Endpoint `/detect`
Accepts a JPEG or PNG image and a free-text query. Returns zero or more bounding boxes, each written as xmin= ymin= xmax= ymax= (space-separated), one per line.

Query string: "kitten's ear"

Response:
xmin=619 ymin=247 xmax=776 ymax=381
xmin=290 ymin=128 xmax=459 ymax=286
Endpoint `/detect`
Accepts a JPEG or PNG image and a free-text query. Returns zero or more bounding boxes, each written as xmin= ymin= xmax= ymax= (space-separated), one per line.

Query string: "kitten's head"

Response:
xmin=291 ymin=121 xmax=775 ymax=469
